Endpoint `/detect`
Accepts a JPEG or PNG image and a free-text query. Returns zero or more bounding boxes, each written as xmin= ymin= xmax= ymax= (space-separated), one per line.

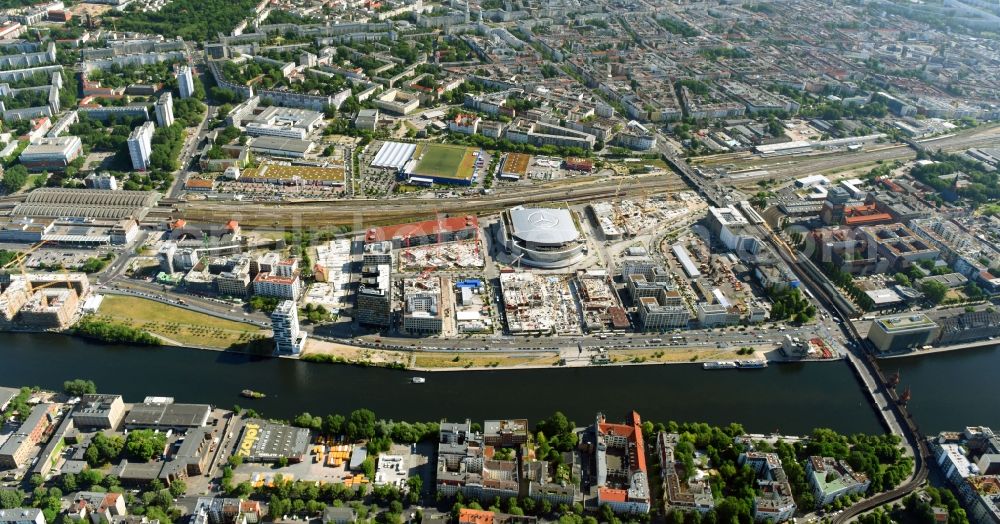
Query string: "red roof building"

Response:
xmin=365 ymin=215 xmax=479 ymax=249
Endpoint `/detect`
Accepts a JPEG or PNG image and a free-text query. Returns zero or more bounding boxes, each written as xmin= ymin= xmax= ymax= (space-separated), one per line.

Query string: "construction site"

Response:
xmin=397 ymin=240 xmax=484 ymax=272
xmin=573 ymin=270 xmax=629 ymax=332
xmin=588 ymin=194 xmax=706 ymax=240
xmin=452 ymin=278 xmax=493 ymax=334
xmin=499 ymin=272 xmax=582 ymax=335
xmin=307 ymin=239 xmax=353 ymax=314
xmin=0 ymin=241 xmax=92 ymax=328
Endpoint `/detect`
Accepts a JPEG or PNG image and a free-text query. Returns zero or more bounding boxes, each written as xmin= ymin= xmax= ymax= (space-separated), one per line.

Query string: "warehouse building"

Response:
xmin=123 ymin=398 xmax=211 ymax=430
xmin=248 ymin=136 xmax=314 ymax=158
xmin=234 ymin=419 xmax=310 ymax=463
xmin=72 ymin=394 xmax=125 ymax=429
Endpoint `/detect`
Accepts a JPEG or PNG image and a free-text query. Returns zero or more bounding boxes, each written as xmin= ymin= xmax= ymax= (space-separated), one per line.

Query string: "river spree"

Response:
xmin=2 ymin=333 xmax=995 ymax=435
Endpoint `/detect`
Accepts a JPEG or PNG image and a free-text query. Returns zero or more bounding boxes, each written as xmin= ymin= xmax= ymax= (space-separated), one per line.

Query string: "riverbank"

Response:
xmin=0 ymin=331 xmax=887 ymax=434
xmin=879 ymin=339 xmax=999 ymax=359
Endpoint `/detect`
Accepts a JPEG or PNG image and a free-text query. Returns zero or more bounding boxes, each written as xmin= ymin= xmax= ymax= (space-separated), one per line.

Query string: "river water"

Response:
xmin=2 ymin=333 xmax=996 ymax=435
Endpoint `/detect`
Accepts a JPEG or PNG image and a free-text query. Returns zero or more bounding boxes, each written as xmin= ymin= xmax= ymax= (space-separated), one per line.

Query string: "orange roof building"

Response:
xmin=592 ymin=411 xmax=651 ymax=514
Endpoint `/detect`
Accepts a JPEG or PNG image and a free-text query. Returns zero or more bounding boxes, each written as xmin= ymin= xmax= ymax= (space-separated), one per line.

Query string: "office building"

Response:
xmin=19 ymin=136 xmax=83 ymax=171
xmin=122 ymin=398 xmax=211 ymax=430
xmin=271 ymin=300 xmax=306 ymax=354
xmin=357 ymin=263 xmax=391 ymax=327
xmin=177 ymin=65 xmax=194 ymax=99
xmin=638 ymin=296 xmax=689 ymax=331
xmin=127 ymin=121 xmax=154 ymax=171
xmin=20 ymin=288 xmax=79 ymax=329
xmin=867 ymin=313 xmax=939 ymax=353
xmin=402 ymin=277 xmax=442 ymax=335
xmin=155 ymin=92 xmax=174 ymax=127
xmin=72 ymin=394 xmax=125 ymax=429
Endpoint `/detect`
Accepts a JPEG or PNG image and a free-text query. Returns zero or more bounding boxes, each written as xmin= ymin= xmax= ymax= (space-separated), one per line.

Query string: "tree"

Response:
xmin=63 ymin=379 xmax=97 ymax=396
xmin=1 ymin=164 xmax=28 ymax=194
xmin=168 ymin=479 xmax=186 ymax=498
xmin=86 ymin=433 xmax=125 ymax=467
xmin=347 ymin=409 xmax=377 ymax=441
xmin=920 ymin=280 xmax=948 ymax=305
xmin=125 ymin=430 xmax=168 ymax=461
xmin=0 ymin=489 xmax=25 ymax=509
xmin=324 ymin=414 xmax=345 ymax=436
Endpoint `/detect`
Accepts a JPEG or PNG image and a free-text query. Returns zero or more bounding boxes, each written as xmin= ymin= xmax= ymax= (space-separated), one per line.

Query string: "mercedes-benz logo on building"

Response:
xmin=527 ymin=210 xmax=559 ymax=229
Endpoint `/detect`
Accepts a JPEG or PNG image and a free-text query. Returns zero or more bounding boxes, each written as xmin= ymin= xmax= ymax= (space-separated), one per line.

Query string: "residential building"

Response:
xmin=322 ymin=507 xmax=356 ymax=524
xmin=739 ymin=452 xmax=797 ymax=522
xmin=271 ymin=300 xmax=305 ymax=354
xmin=67 ymin=492 xmax=127 ymax=524
xmin=587 ymin=412 xmax=650 ymax=514
xmin=191 ymin=498 xmax=262 ymax=524
xmin=657 ymin=432 xmax=715 ymax=514
xmin=806 ymin=456 xmax=870 ymax=507
xmin=127 ymin=121 xmax=154 ymax=171
xmin=0 ymin=509 xmax=45 ymax=524
xmin=177 ymin=65 xmax=195 ymax=99
xmin=0 ymin=403 xmax=58 ymax=469
xmin=253 ymin=259 xmax=301 ymax=301
xmin=483 ymin=419 xmax=529 ymax=447
xmin=155 ymin=92 xmax=174 ymax=128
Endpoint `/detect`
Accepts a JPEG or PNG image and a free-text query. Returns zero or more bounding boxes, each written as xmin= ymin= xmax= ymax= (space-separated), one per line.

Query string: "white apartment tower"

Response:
xmin=127 ymin=121 xmax=155 ymax=171
xmin=177 ymin=65 xmax=195 ymax=99
xmin=155 ymin=92 xmax=174 ymax=127
xmin=271 ymin=300 xmax=305 ymax=354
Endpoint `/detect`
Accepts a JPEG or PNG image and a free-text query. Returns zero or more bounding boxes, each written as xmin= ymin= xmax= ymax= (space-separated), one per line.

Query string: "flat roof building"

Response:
xmin=233 ymin=419 xmax=310 ymax=463
xmin=73 ymin=394 xmax=125 ymax=429
xmin=123 ymin=399 xmax=211 ymax=430
xmin=0 ymin=509 xmax=45 ymax=524
xmin=19 ymin=136 xmax=83 ymax=171
xmin=867 ymin=313 xmax=938 ymax=353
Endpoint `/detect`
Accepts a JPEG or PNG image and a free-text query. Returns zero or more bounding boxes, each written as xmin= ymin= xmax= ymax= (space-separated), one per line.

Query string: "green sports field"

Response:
xmin=410 ymin=144 xmax=477 ymax=182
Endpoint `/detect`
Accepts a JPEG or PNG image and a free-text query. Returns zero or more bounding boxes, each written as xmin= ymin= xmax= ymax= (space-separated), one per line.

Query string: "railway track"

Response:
xmin=172 ymin=173 xmax=689 ymax=228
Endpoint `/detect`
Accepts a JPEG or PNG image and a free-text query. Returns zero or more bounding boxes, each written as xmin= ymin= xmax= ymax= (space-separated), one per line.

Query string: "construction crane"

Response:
xmin=1 ymin=240 xmax=48 ymax=271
